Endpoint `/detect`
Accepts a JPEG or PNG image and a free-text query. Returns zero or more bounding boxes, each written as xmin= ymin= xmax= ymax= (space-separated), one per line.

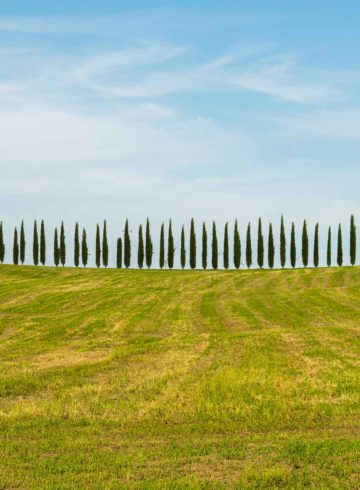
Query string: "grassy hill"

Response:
xmin=0 ymin=265 xmax=359 ymax=488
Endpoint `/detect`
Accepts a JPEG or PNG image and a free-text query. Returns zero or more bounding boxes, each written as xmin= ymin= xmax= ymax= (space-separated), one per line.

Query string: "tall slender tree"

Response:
xmin=137 ymin=224 xmax=144 ymax=269
xmin=290 ymin=222 xmax=296 ymax=268
xmin=280 ymin=215 xmax=286 ymax=268
xmin=0 ymin=222 xmax=5 ymax=264
xmin=233 ymin=220 xmax=241 ymax=269
xmin=159 ymin=223 xmax=165 ymax=269
xmin=54 ymin=228 xmax=59 ymax=267
xmin=313 ymin=223 xmax=319 ymax=268
xmin=74 ymin=223 xmax=80 ymax=267
xmin=180 ymin=225 xmax=186 ymax=269
xmin=95 ymin=224 xmax=101 ymax=268
xmin=81 ymin=228 xmax=88 ymax=267
xmin=145 ymin=218 xmax=153 ymax=269
xmin=268 ymin=223 xmax=275 ymax=269
xmin=60 ymin=222 xmax=66 ymax=266
xmin=337 ymin=224 xmax=343 ymax=267
xmin=124 ymin=219 xmax=131 ymax=269
xmin=189 ymin=218 xmax=196 ymax=269
xmin=13 ymin=227 xmax=19 ymax=265
xmin=20 ymin=220 xmax=25 ymax=265
xmin=40 ymin=220 xmax=46 ymax=266
xmin=212 ymin=222 xmax=218 ymax=270
xmin=33 ymin=220 xmax=39 ymax=266
xmin=202 ymin=223 xmax=207 ymax=270
xmin=116 ymin=238 xmax=122 ymax=269
xmin=246 ymin=223 xmax=252 ymax=269
xmin=167 ymin=220 xmax=174 ymax=270
xmin=302 ymin=220 xmax=309 ymax=268
xmin=223 ymin=222 xmax=229 ymax=270
xmin=350 ymin=214 xmax=356 ymax=266
xmin=327 ymin=227 xmax=331 ymax=267
xmin=257 ymin=218 xmax=264 ymax=268
xmin=102 ymin=220 xmax=109 ymax=268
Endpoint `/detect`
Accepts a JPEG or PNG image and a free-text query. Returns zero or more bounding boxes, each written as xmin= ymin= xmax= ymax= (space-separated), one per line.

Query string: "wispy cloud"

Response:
xmin=80 ymin=49 xmax=339 ymax=103
xmin=271 ymin=108 xmax=360 ymax=140
xmin=0 ymin=15 xmax=341 ymax=105
xmin=229 ymin=64 xmax=338 ymax=102
xmin=72 ymin=44 xmax=188 ymax=83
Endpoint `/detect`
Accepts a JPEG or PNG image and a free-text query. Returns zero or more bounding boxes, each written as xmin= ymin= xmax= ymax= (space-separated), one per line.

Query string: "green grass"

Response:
xmin=0 ymin=265 xmax=359 ymax=489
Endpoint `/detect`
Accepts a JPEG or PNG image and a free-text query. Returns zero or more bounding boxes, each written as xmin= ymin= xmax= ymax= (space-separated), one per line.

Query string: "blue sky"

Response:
xmin=0 ymin=1 xmax=359 ymax=265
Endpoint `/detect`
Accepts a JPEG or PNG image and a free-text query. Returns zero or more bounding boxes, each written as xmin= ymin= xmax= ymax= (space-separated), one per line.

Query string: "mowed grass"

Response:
xmin=0 ymin=265 xmax=359 ymax=489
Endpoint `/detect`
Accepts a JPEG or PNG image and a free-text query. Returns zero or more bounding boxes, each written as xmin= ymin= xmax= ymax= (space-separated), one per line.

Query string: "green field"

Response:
xmin=0 ymin=265 xmax=359 ymax=489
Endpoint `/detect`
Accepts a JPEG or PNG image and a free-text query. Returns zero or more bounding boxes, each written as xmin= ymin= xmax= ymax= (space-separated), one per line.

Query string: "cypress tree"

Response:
xmin=268 ymin=223 xmax=275 ymax=269
xmin=180 ymin=225 xmax=186 ymax=269
xmin=167 ymin=220 xmax=174 ymax=270
xmin=212 ymin=222 xmax=218 ymax=270
xmin=0 ymin=222 xmax=5 ymax=264
xmin=290 ymin=222 xmax=296 ymax=268
xmin=327 ymin=227 xmax=331 ymax=267
xmin=246 ymin=223 xmax=252 ymax=269
xmin=313 ymin=223 xmax=319 ymax=268
xmin=145 ymin=218 xmax=153 ymax=269
xmin=337 ymin=224 xmax=343 ymax=267
xmin=60 ymin=222 xmax=66 ymax=266
xmin=202 ymin=223 xmax=207 ymax=270
xmin=74 ymin=223 xmax=80 ymax=267
xmin=223 ymin=222 xmax=229 ymax=270
xmin=124 ymin=219 xmax=131 ymax=269
xmin=54 ymin=228 xmax=59 ymax=266
xmin=280 ymin=215 xmax=286 ymax=268
xmin=102 ymin=220 xmax=109 ymax=268
xmin=13 ymin=227 xmax=19 ymax=265
xmin=190 ymin=218 xmax=196 ymax=269
xmin=95 ymin=224 xmax=101 ymax=268
xmin=81 ymin=228 xmax=88 ymax=267
xmin=159 ymin=223 xmax=165 ymax=269
xmin=137 ymin=225 xmax=144 ymax=269
xmin=33 ymin=220 xmax=39 ymax=266
xmin=40 ymin=220 xmax=46 ymax=266
xmin=233 ymin=220 xmax=241 ymax=269
xmin=350 ymin=214 xmax=356 ymax=266
xmin=116 ymin=238 xmax=122 ymax=269
xmin=302 ymin=220 xmax=308 ymax=268
xmin=257 ymin=218 xmax=264 ymax=268
xmin=20 ymin=220 xmax=25 ymax=265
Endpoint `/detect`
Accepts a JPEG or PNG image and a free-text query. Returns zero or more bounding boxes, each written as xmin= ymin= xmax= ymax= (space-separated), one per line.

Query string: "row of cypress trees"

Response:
xmin=1 ymin=215 xmax=357 ymax=269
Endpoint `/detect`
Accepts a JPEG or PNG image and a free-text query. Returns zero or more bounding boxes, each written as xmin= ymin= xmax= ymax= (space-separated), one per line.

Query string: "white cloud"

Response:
xmin=0 ymin=103 xmax=254 ymax=178
xmin=271 ymin=108 xmax=360 ymax=140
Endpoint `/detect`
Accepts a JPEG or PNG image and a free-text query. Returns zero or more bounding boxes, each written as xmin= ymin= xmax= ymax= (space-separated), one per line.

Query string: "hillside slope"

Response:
xmin=0 ymin=265 xmax=359 ymax=488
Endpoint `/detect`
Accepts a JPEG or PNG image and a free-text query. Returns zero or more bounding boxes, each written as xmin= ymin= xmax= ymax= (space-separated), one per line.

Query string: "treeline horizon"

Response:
xmin=0 ymin=215 xmax=357 ymax=270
